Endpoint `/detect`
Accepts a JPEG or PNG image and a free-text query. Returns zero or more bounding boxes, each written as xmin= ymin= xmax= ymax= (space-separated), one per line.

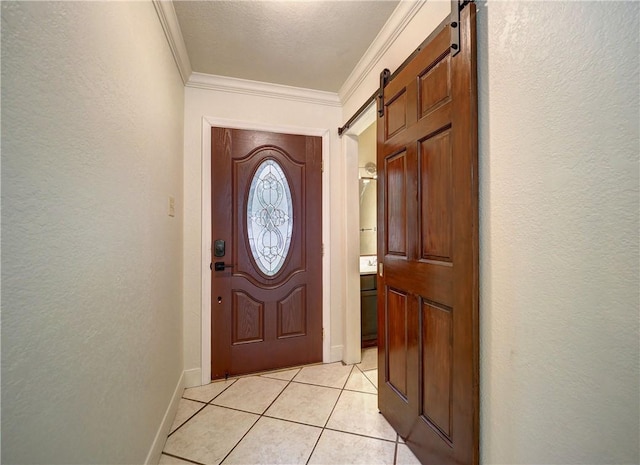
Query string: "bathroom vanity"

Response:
xmin=360 ymin=256 xmax=378 ymax=348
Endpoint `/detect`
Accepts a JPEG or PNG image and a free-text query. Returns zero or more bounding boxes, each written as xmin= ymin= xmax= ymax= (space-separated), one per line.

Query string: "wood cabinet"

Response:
xmin=360 ymin=274 xmax=377 ymax=347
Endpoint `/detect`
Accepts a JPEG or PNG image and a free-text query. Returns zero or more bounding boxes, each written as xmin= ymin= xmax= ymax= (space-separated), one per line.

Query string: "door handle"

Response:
xmin=213 ymin=261 xmax=233 ymax=271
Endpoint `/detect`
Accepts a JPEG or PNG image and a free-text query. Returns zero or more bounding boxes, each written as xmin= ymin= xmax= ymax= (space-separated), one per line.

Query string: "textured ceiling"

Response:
xmin=173 ymin=1 xmax=400 ymax=92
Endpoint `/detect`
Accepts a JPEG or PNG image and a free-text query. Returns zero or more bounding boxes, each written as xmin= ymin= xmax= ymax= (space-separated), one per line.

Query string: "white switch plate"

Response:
xmin=168 ymin=196 xmax=175 ymax=217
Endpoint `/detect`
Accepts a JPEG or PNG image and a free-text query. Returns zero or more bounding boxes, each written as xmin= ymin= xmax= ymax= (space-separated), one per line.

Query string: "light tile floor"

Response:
xmin=160 ymin=348 xmax=421 ymax=465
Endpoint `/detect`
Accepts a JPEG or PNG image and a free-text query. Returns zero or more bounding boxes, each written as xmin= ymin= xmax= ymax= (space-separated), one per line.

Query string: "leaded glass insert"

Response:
xmin=247 ymin=159 xmax=293 ymax=276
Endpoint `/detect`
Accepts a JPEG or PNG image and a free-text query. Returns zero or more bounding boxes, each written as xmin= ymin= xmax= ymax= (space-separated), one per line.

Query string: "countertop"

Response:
xmin=359 ymin=256 xmax=377 ymax=275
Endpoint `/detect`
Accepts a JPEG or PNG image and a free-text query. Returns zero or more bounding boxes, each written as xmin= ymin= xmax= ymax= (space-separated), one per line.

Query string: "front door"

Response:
xmin=211 ymin=127 xmax=323 ymax=379
xmin=377 ymin=4 xmax=478 ymax=464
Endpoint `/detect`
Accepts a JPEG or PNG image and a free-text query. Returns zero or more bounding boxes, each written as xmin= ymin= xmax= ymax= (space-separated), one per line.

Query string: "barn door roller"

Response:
xmin=450 ymin=0 xmax=473 ymax=57
xmin=341 ymin=0 xmax=472 ymax=130
xmin=377 ymin=68 xmax=391 ymax=118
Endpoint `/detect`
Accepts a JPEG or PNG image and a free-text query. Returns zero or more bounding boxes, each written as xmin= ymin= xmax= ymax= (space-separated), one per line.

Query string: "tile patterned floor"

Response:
xmin=160 ymin=348 xmax=421 ymax=465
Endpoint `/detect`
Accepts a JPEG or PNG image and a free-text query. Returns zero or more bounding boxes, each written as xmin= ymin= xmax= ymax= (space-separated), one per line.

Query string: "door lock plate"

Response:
xmin=214 ymin=239 xmax=226 ymax=257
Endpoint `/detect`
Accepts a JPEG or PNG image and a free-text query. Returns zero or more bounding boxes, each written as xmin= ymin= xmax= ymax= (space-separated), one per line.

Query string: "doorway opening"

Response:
xmin=357 ymin=126 xmax=378 ymax=349
xmin=342 ymin=103 xmax=377 ymax=364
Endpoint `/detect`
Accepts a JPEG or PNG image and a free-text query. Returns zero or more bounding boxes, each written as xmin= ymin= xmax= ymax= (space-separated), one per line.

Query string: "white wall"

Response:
xmin=358 ymin=123 xmax=377 ymax=256
xmin=1 ymin=2 xmax=184 ymax=464
xmin=358 ymin=122 xmax=377 ymax=167
xmin=182 ymin=84 xmax=343 ymax=381
xmin=477 ymin=2 xmax=639 ymax=463
xmin=342 ymin=0 xmax=639 ymax=463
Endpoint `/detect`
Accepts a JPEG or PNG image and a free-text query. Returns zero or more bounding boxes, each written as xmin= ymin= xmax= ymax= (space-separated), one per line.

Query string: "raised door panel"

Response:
xmin=386 ymin=287 xmax=409 ymax=398
xmin=421 ymin=300 xmax=453 ymax=441
xmin=232 ymin=291 xmax=264 ymax=344
xmin=419 ymin=54 xmax=452 ymax=117
xmin=385 ymin=89 xmax=407 ymax=140
xmin=277 ymin=285 xmax=306 ymax=338
xmin=386 ymin=151 xmax=408 ymax=257
xmin=420 ymin=130 xmax=453 ymax=261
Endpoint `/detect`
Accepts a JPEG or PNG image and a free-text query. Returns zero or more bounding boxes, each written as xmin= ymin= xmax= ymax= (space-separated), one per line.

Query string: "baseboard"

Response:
xmin=330 ymin=345 xmax=344 ymax=363
xmin=184 ymin=368 xmax=202 ymax=388
xmin=144 ymin=371 xmax=185 ymax=465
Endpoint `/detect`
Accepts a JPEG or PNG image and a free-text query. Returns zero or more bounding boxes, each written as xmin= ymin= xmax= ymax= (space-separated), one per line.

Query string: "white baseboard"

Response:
xmin=330 ymin=345 xmax=344 ymax=363
xmin=145 ymin=371 xmax=185 ymax=465
xmin=184 ymin=368 xmax=202 ymax=388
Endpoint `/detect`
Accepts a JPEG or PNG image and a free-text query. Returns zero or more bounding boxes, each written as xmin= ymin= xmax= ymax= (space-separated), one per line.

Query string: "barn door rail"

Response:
xmin=338 ymin=0 xmax=473 ymax=135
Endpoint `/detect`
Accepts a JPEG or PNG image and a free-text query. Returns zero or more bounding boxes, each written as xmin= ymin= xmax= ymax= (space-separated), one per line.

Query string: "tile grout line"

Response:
xmin=304 ymin=364 xmax=357 ymax=465
xmin=322 ymin=426 xmax=397 ymax=444
xmin=196 ymin=373 xmax=370 ymax=431
xmin=165 ymin=352 xmax=383 ymax=465
xmin=317 ymin=360 xmax=395 ymax=445
xmin=217 ymin=413 xmax=262 ymax=465
xmin=287 ymin=379 xmax=346 ymax=390
xmin=217 ymin=364 xmax=359 ymax=464
xmin=196 ymin=405 xmax=398 ymax=446
xmin=162 ymin=380 xmax=243 ymax=465
xmin=354 ymin=362 xmax=379 ymax=391
xmin=179 ymin=376 xmax=350 ymax=428
xmin=323 ymin=364 xmax=355 ymax=429
xmin=261 ymin=413 xmax=328 ymax=430
xmin=307 ymin=365 xmax=354 ymax=464
xmin=161 ymin=451 xmax=207 ymax=465
xmin=167 ymin=401 xmax=208 ymax=438
xmin=289 ymin=380 xmax=342 ymax=391
xmin=393 ymin=433 xmax=400 ymax=465
xmin=209 ymin=378 xmax=293 ymax=413
xmin=304 ymin=427 xmax=326 ymax=465
xmin=206 ymin=377 xmax=239 ymax=404
xmin=218 ymin=369 xmax=303 ymax=465
xmin=168 ymin=378 xmax=239 ymax=438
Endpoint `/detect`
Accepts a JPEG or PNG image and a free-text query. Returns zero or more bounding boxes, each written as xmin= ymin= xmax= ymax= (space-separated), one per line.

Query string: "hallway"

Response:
xmin=160 ymin=348 xmax=419 ymax=465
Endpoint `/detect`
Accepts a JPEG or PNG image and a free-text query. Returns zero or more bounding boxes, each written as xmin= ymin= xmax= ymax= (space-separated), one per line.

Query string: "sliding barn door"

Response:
xmin=377 ymin=4 xmax=478 ymax=464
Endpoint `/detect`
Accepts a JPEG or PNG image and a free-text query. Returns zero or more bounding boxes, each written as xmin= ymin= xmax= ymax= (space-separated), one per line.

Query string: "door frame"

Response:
xmin=200 ymin=116 xmax=331 ymax=385
xmin=342 ymin=103 xmax=376 ymax=364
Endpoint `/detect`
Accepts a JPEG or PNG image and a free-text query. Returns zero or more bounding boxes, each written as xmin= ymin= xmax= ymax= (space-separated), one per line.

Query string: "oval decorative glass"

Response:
xmin=247 ymin=159 xmax=294 ymax=276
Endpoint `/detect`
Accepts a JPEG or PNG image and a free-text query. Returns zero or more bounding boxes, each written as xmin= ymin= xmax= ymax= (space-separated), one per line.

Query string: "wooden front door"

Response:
xmin=377 ymin=4 xmax=478 ymax=464
xmin=211 ymin=128 xmax=322 ymax=380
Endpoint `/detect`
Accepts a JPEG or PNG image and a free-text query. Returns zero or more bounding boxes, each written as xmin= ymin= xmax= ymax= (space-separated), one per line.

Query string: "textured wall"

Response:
xmin=477 ymin=1 xmax=639 ymax=463
xmin=1 ymin=2 xmax=184 ymax=463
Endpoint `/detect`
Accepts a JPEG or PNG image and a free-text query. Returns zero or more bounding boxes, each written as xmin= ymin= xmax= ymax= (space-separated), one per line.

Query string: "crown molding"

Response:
xmin=186 ymin=73 xmax=341 ymax=107
xmin=338 ymin=0 xmax=424 ymax=104
xmin=153 ymin=0 xmax=192 ymax=84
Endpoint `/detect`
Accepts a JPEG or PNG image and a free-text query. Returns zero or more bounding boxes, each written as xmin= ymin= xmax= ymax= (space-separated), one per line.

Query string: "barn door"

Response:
xmin=377 ymin=4 xmax=478 ymax=464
